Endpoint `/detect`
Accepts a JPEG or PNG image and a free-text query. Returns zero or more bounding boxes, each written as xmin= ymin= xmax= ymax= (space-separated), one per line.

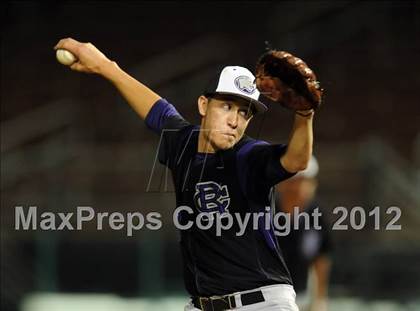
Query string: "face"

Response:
xmin=198 ymin=95 xmax=254 ymax=151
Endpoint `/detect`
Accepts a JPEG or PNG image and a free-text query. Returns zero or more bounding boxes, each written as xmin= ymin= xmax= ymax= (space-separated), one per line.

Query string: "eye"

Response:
xmin=222 ymin=103 xmax=231 ymax=110
xmin=239 ymin=109 xmax=251 ymax=119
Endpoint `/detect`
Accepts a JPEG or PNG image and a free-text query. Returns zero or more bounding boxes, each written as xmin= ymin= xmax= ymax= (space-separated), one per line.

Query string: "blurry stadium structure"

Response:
xmin=2 ymin=2 xmax=420 ymax=311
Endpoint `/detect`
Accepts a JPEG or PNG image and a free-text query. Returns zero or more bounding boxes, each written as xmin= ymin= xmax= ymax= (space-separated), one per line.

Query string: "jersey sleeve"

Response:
xmin=145 ymin=98 xmax=190 ymax=167
xmin=237 ymin=140 xmax=296 ymax=201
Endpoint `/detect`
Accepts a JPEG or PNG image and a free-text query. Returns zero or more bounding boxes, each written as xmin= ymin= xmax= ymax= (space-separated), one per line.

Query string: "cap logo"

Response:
xmin=234 ymin=76 xmax=256 ymax=95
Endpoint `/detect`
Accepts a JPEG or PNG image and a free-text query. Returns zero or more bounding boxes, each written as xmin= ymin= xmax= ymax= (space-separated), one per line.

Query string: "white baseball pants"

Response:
xmin=184 ymin=284 xmax=299 ymax=311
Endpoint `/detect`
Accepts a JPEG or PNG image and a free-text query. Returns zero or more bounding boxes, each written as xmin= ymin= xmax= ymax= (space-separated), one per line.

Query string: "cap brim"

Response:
xmin=209 ymin=91 xmax=268 ymax=114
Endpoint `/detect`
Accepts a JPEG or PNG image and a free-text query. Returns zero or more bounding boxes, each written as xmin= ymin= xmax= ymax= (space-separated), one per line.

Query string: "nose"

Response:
xmin=227 ymin=110 xmax=238 ymax=129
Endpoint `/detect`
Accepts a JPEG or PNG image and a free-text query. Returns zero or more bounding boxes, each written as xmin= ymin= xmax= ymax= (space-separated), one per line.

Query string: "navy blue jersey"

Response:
xmin=146 ymin=98 xmax=296 ymax=296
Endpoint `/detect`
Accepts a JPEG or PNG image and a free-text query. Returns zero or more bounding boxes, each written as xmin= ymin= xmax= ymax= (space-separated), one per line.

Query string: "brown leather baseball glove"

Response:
xmin=255 ymin=50 xmax=323 ymax=111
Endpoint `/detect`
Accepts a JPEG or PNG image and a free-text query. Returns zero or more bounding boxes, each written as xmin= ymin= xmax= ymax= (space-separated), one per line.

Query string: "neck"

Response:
xmin=198 ymin=130 xmax=216 ymax=153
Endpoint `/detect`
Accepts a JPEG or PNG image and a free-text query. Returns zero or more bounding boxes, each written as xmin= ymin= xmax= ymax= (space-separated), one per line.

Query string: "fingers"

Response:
xmin=54 ymin=37 xmax=81 ymax=55
xmin=55 ymin=38 xmax=85 ymax=72
xmin=54 ymin=37 xmax=77 ymax=49
xmin=70 ymin=62 xmax=85 ymax=72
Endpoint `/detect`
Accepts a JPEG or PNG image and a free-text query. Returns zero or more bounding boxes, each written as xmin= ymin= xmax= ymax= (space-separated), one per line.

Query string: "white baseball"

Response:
xmin=56 ymin=49 xmax=77 ymax=66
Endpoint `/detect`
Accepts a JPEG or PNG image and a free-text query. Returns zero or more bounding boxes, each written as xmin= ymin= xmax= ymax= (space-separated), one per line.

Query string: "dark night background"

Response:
xmin=1 ymin=1 xmax=420 ymax=311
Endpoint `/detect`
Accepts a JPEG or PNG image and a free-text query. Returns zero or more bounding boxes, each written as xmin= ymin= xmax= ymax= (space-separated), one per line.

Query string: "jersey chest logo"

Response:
xmin=194 ymin=181 xmax=230 ymax=215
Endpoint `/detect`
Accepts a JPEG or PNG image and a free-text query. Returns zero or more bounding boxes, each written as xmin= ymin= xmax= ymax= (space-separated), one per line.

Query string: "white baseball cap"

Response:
xmin=204 ymin=66 xmax=268 ymax=114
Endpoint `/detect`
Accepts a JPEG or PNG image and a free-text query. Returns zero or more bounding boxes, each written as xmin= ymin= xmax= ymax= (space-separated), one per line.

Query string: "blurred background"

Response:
xmin=1 ymin=1 xmax=420 ymax=311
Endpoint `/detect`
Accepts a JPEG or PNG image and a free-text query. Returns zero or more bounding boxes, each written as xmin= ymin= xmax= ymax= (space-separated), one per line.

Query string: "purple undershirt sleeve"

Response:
xmin=145 ymin=98 xmax=185 ymax=134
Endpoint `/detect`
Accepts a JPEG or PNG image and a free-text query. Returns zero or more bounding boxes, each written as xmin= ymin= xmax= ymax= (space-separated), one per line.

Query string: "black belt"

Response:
xmin=192 ymin=290 xmax=265 ymax=311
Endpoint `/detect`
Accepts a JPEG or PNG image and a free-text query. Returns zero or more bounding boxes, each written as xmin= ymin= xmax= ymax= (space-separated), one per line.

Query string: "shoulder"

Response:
xmin=235 ymin=136 xmax=289 ymax=163
xmin=145 ymin=98 xmax=190 ymax=134
xmin=236 ymin=136 xmax=270 ymax=158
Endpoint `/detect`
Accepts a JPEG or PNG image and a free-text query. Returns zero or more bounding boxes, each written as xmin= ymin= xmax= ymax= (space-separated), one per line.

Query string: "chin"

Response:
xmin=214 ymin=139 xmax=236 ymax=150
xmin=218 ymin=144 xmax=233 ymax=150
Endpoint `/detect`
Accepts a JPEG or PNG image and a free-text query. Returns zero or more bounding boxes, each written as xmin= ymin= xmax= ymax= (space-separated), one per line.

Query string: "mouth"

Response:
xmin=222 ymin=133 xmax=236 ymax=139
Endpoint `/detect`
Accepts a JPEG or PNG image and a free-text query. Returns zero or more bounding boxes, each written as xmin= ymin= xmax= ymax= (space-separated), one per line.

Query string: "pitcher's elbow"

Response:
xmin=281 ymin=156 xmax=310 ymax=173
xmin=295 ymin=162 xmax=309 ymax=172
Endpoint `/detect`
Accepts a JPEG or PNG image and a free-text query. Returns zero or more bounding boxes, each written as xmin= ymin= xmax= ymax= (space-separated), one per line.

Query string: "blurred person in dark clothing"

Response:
xmin=276 ymin=156 xmax=332 ymax=311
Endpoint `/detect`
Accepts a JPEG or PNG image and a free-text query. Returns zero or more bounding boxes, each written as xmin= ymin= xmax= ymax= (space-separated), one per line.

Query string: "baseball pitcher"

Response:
xmin=54 ymin=38 xmax=323 ymax=311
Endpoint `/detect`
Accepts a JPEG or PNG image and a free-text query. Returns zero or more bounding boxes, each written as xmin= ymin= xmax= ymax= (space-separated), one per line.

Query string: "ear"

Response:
xmin=197 ymin=95 xmax=209 ymax=117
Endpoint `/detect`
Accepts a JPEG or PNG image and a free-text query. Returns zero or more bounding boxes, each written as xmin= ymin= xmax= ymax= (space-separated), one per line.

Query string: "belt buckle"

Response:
xmin=199 ymin=295 xmax=233 ymax=311
xmin=222 ymin=295 xmax=233 ymax=309
xmin=213 ymin=295 xmax=233 ymax=311
xmin=199 ymin=297 xmax=209 ymax=310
